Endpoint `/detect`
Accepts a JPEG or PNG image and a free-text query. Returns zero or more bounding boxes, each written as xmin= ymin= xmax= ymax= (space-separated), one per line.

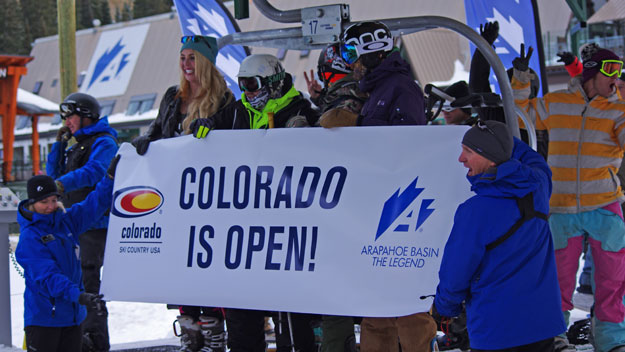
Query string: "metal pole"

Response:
xmin=252 ymin=0 xmax=301 ymax=23
xmin=0 ymin=222 xmax=12 ymax=346
xmin=57 ymin=0 xmax=77 ymax=100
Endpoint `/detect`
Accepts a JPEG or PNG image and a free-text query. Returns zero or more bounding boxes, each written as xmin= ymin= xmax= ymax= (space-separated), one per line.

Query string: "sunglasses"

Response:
xmin=59 ymin=102 xmax=91 ymax=120
xmin=600 ymin=60 xmax=624 ymax=78
xmin=340 ymin=43 xmax=359 ymax=65
xmin=238 ymin=76 xmax=264 ymax=93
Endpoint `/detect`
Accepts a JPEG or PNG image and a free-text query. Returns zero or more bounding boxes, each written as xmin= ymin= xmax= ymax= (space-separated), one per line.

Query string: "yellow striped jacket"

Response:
xmin=512 ymin=70 xmax=625 ymax=213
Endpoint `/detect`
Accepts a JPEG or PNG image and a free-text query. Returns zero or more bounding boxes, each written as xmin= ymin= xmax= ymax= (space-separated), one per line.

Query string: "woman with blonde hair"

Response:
xmin=132 ymin=35 xmax=234 ymax=154
xmin=131 ymin=35 xmax=233 ymax=352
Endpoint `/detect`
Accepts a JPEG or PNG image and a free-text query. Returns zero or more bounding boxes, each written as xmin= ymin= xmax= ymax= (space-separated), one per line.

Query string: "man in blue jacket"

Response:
xmin=47 ymin=92 xmax=118 ymax=352
xmin=432 ymin=120 xmax=566 ymax=351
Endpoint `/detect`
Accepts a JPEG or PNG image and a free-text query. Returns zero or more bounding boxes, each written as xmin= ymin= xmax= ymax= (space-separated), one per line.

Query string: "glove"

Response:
xmin=557 ymin=51 xmax=576 ymax=66
xmin=429 ymin=302 xmax=454 ymax=328
xmin=479 ymin=21 xmax=499 ymax=46
xmin=131 ymin=135 xmax=151 ymax=156
xmin=107 ymin=155 xmax=121 ymax=179
xmin=56 ymin=126 xmax=72 ymax=142
xmin=190 ymin=118 xmax=215 ymax=139
xmin=319 ymin=108 xmax=358 ymax=128
xmin=78 ymin=293 xmax=105 ymax=315
xmin=512 ymin=43 xmax=533 ymax=72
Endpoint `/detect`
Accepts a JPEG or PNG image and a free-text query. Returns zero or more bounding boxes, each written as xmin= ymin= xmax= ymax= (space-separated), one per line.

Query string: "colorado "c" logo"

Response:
xmin=111 ymin=186 xmax=164 ymax=218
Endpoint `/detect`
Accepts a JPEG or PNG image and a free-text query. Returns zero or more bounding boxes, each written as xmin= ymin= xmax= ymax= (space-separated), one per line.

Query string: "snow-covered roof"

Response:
xmin=17 ymin=88 xmax=58 ymax=115
xmin=14 ymin=109 xmax=158 ymax=136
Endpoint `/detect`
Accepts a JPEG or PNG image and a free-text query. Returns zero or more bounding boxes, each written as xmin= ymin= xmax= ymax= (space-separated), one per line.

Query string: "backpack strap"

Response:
xmin=485 ymin=193 xmax=548 ymax=251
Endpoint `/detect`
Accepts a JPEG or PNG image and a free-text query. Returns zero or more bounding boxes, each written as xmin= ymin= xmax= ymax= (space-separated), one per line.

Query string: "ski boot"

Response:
xmin=566 ymin=318 xmax=591 ymax=345
xmin=198 ymin=315 xmax=226 ymax=352
xmin=174 ymin=315 xmax=203 ymax=352
xmin=554 ymin=336 xmax=576 ymax=352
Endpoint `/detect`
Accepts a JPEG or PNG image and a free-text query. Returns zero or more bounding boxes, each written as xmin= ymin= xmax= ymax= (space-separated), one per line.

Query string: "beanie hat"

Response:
xmin=181 ymin=36 xmax=218 ymax=64
xmin=582 ymin=46 xmax=620 ymax=83
xmin=462 ymin=120 xmax=513 ymax=165
xmin=444 ymin=81 xmax=471 ymax=115
xmin=27 ymin=175 xmax=60 ymax=204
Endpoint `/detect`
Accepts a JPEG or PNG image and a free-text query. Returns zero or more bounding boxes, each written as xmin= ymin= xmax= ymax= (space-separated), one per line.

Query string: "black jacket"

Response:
xmin=144 ymin=85 xmax=234 ymax=140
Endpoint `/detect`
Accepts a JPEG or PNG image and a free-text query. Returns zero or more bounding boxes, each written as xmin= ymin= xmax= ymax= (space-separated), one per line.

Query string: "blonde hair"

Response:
xmin=179 ymin=50 xmax=233 ymax=133
xmin=27 ymin=200 xmax=66 ymax=214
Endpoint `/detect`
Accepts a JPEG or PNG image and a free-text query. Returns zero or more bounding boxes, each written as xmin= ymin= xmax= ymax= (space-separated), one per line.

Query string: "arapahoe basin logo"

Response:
xmin=111 ymin=186 xmax=164 ymax=218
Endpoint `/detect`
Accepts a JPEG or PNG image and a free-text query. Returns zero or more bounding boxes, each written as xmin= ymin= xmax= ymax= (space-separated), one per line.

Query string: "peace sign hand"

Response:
xmin=512 ymin=43 xmax=533 ymax=72
xmin=303 ymin=69 xmax=323 ymax=99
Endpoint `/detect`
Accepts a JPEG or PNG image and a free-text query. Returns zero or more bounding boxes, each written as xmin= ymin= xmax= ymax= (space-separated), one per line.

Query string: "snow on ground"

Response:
xmin=7 ymin=234 xmax=594 ymax=351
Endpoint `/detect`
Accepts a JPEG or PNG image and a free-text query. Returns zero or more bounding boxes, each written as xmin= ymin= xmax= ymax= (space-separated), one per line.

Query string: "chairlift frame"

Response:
xmin=218 ymin=0 xmax=538 ymax=148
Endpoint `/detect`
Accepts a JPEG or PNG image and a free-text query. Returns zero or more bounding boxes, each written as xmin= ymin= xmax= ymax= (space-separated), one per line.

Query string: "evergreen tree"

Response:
xmin=133 ymin=0 xmax=171 ymax=19
xmin=121 ymin=2 xmax=132 ymax=21
xmin=21 ymin=0 xmax=57 ymax=43
xmin=0 ymin=0 xmax=31 ymax=55
xmin=99 ymin=0 xmax=112 ymax=25
xmin=114 ymin=5 xmax=121 ymax=23
xmin=76 ymin=0 xmax=95 ymax=29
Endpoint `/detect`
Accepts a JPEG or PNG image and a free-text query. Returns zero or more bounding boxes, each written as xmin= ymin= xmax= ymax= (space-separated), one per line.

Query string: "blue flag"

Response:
xmin=173 ymin=0 xmax=248 ymax=97
xmin=465 ymin=1 xmax=543 ymax=96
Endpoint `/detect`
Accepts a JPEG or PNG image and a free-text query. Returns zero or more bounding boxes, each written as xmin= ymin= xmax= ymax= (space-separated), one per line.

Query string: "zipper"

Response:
xmin=50 ymin=297 xmax=56 ymax=317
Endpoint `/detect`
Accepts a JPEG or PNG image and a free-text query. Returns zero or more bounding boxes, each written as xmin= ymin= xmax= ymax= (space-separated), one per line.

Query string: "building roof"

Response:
xmin=588 ymin=0 xmax=625 ymax=23
xmin=17 ymin=88 xmax=58 ymax=115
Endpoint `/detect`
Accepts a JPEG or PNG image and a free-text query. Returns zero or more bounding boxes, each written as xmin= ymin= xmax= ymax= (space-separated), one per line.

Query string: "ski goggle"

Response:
xmin=238 ymin=76 xmax=264 ymax=93
xmin=181 ymin=35 xmax=211 ymax=45
xmin=600 ymin=60 xmax=624 ymax=77
xmin=59 ymin=102 xmax=91 ymax=119
xmin=340 ymin=43 xmax=359 ymax=65
xmin=441 ymin=106 xmax=455 ymax=112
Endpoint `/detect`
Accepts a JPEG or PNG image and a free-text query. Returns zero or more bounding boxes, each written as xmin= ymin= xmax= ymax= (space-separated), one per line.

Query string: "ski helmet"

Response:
xmin=340 ymin=21 xmax=393 ymax=65
xmin=237 ymin=54 xmax=286 ymax=95
xmin=60 ymin=92 xmax=101 ymax=120
xmin=317 ymin=43 xmax=351 ymax=84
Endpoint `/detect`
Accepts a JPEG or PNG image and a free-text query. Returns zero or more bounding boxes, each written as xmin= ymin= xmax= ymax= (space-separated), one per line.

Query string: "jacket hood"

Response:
xmin=360 ymin=51 xmax=412 ymax=92
xmin=17 ymin=199 xmax=63 ymax=231
xmin=467 ymin=157 xmax=539 ymax=199
xmin=74 ymin=116 xmax=118 ymax=139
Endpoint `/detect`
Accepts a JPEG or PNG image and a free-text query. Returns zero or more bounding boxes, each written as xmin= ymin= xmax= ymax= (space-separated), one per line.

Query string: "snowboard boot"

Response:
xmin=175 ymin=315 xmax=203 ymax=352
xmin=566 ymin=318 xmax=591 ymax=345
xmin=554 ymin=336 xmax=576 ymax=352
xmin=198 ymin=315 xmax=226 ymax=352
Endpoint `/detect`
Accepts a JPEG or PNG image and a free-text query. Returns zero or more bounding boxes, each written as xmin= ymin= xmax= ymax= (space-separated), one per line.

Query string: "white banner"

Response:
xmin=101 ymin=126 xmax=473 ymax=317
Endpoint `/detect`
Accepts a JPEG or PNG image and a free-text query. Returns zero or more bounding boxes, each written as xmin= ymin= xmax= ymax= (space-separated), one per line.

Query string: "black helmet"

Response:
xmin=340 ymin=21 xmax=393 ymax=65
xmin=317 ymin=43 xmax=351 ymax=83
xmin=60 ymin=92 xmax=101 ymax=120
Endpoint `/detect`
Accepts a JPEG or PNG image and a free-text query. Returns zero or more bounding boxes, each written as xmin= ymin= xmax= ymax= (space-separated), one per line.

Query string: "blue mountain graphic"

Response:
xmin=88 ymin=38 xmax=125 ymax=89
xmin=375 ymin=176 xmax=423 ymax=241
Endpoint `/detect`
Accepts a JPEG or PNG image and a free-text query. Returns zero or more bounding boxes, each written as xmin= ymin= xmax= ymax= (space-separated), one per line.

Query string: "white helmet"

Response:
xmin=238 ymin=54 xmax=285 ymax=79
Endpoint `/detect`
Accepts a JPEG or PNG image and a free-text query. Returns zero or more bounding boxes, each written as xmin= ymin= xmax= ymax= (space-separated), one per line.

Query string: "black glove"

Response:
xmin=557 ymin=51 xmax=576 ymax=66
xmin=429 ymin=302 xmax=454 ymax=327
xmin=512 ymin=43 xmax=533 ymax=72
xmin=56 ymin=126 xmax=72 ymax=142
xmin=107 ymin=155 xmax=120 ymax=179
xmin=190 ymin=118 xmax=215 ymax=139
xmin=78 ymin=293 xmax=105 ymax=315
xmin=132 ymin=135 xmax=151 ymax=155
xmin=479 ymin=21 xmax=499 ymax=46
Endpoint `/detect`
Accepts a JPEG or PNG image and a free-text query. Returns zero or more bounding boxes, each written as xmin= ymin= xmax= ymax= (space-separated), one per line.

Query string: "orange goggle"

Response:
xmin=600 ymin=60 xmax=624 ymax=77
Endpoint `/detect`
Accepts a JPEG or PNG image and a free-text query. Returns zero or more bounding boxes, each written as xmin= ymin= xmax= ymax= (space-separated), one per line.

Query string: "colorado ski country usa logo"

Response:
xmin=375 ymin=176 xmax=435 ymax=241
xmin=112 ymin=186 xmax=164 ymax=218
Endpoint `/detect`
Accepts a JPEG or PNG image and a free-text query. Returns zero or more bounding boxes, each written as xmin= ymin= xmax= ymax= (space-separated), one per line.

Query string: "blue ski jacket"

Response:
xmin=16 ymin=176 xmax=114 ymax=328
xmin=357 ymin=51 xmax=426 ymax=126
xmin=47 ymin=117 xmax=118 ymax=229
xmin=434 ymin=138 xmax=566 ymax=349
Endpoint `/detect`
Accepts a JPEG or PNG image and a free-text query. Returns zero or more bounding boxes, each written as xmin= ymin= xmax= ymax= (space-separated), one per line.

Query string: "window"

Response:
xmin=126 ymin=94 xmax=156 ymax=115
xmin=99 ymin=100 xmax=116 ymax=117
xmin=300 ymin=50 xmax=310 ymax=58
xmin=77 ymin=73 xmax=87 ymax=88
xmin=277 ymin=48 xmax=288 ymax=60
xmin=33 ymin=81 xmax=43 ymax=95
xmin=51 ymin=79 xmax=58 ymax=87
